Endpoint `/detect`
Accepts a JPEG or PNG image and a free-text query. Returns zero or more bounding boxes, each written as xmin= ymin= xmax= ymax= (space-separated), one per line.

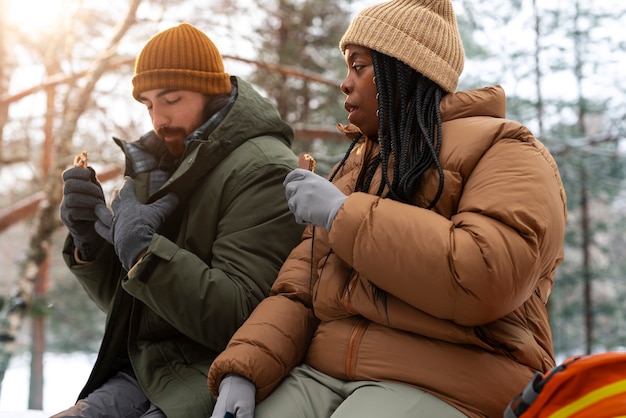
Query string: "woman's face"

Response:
xmin=341 ymin=44 xmax=379 ymax=138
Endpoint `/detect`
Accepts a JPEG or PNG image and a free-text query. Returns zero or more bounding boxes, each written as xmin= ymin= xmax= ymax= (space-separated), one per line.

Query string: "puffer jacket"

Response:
xmin=208 ymin=85 xmax=567 ymax=418
xmin=62 ymin=77 xmax=304 ymax=418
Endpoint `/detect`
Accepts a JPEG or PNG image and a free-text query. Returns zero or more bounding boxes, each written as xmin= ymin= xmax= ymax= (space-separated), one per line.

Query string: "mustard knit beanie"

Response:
xmin=339 ymin=0 xmax=464 ymax=93
xmin=132 ymin=23 xmax=231 ymax=100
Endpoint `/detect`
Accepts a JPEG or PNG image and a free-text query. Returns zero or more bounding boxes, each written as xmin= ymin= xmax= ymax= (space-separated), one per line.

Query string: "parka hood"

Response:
xmin=195 ymin=76 xmax=294 ymax=150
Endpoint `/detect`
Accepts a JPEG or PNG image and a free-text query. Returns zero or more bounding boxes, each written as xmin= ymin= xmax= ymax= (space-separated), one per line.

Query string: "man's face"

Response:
xmin=138 ymin=89 xmax=208 ymax=157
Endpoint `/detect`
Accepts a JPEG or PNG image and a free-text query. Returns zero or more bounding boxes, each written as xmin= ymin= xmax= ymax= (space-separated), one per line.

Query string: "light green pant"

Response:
xmin=255 ymin=364 xmax=468 ymax=418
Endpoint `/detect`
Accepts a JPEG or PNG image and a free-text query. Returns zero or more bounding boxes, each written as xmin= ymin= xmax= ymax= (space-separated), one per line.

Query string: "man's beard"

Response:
xmin=155 ymin=126 xmax=188 ymax=157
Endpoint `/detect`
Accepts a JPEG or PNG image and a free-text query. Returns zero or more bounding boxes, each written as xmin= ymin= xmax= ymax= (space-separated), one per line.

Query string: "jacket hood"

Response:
xmin=196 ymin=76 xmax=294 ymax=150
xmin=440 ymin=85 xmax=506 ymax=121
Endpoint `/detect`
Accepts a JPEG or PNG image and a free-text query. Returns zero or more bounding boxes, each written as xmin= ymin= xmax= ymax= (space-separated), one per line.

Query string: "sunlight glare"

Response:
xmin=6 ymin=0 xmax=67 ymax=31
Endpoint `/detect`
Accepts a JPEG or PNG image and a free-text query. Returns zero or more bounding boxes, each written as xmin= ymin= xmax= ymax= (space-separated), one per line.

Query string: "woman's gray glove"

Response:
xmin=210 ymin=374 xmax=255 ymax=418
xmin=59 ymin=166 xmax=106 ymax=261
xmin=94 ymin=177 xmax=179 ymax=271
xmin=283 ymin=168 xmax=347 ymax=231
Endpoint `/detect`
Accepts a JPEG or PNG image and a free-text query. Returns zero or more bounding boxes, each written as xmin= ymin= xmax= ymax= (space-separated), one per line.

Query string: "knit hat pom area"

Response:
xmin=132 ymin=23 xmax=231 ymax=100
xmin=339 ymin=0 xmax=464 ymax=93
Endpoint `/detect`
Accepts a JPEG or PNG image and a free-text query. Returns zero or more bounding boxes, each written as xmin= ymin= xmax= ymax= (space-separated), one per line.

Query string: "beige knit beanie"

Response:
xmin=132 ymin=23 xmax=231 ymax=101
xmin=340 ymin=0 xmax=464 ymax=93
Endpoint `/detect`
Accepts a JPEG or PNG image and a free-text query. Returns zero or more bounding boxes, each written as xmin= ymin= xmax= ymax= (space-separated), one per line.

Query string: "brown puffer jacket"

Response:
xmin=208 ymin=85 xmax=567 ymax=418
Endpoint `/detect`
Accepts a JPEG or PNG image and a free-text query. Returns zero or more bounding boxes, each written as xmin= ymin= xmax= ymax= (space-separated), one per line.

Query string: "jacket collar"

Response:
xmin=440 ymin=85 xmax=506 ymax=122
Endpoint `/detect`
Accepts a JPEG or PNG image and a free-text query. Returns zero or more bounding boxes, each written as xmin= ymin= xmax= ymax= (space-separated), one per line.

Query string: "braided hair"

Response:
xmin=353 ymin=50 xmax=446 ymax=208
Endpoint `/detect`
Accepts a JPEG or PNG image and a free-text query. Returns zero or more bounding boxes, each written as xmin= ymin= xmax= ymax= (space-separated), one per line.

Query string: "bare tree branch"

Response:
xmin=0 ymin=0 xmax=144 ymax=401
xmin=0 ymin=55 xmax=339 ymax=107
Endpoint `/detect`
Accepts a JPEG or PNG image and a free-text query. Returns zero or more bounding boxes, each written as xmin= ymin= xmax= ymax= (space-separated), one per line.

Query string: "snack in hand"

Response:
xmin=74 ymin=150 xmax=89 ymax=168
xmin=298 ymin=153 xmax=316 ymax=172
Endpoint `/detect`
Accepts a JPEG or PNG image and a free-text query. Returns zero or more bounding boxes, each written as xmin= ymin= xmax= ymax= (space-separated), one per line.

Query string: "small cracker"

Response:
xmin=298 ymin=153 xmax=316 ymax=172
xmin=74 ymin=151 xmax=88 ymax=168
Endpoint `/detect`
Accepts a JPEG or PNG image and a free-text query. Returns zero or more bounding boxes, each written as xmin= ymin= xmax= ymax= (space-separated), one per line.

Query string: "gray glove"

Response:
xmin=94 ymin=177 xmax=179 ymax=271
xmin=283 ymin=168 xmax=347 ymax=231
xmin=211 ymin=374 xmax=255 ymax=418
xmin=59 ymin=166 xmax=106 ymax=261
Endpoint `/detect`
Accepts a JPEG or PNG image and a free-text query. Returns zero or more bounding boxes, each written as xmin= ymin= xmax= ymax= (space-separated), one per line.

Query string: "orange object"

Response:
xmin=504 ymin=352 xmax=626 ymax=418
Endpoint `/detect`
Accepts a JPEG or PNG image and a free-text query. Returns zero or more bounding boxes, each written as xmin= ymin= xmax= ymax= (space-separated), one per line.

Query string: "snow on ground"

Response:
xmin=0 ymin=352 xmax=95 ymax=416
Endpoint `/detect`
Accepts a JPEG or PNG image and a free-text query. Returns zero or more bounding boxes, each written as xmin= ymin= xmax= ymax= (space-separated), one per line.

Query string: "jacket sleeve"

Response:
xmin=121 ymin=160 xmax=303 ymax=353
xmin=62 ymin=234 xmax=122 ymax=313
xmin=330 ymin=138 xmax=566 ymax=327
xmin=207 ymin=232 xmax=319 ymax=401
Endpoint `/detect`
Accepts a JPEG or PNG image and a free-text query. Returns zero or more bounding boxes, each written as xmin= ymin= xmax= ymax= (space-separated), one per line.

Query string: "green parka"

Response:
xmin=62 ymin=77 xmax=304 ymax=418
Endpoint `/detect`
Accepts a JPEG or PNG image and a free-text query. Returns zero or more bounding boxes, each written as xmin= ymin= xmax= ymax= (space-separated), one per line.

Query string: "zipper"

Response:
xmin=345 ymin=318 xmax=368 ymax=380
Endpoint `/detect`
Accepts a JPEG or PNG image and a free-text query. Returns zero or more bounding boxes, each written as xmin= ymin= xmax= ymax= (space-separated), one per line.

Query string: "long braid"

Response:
xmin=369 ymin=50 xmax=445 ymax=206
xmin=329 ymin=134 xmax=362 ymax=182
xmin=395 ymin=60 xmax=412 ymax=193
xmin=371 ymin=54 xmax=395 ymax=197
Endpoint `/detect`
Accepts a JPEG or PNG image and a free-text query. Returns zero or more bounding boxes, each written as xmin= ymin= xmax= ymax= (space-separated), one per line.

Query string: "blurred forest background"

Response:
xmin=0 ymin=0 xmax=625 ymax=412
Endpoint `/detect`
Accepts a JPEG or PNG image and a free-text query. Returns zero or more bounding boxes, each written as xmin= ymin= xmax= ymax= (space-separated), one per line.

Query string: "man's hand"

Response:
xmin=283 ymin=168 xmax=347 ymax=231
xmin=59 ymin=166 xmax=106 ymax=261
xmin=94 ymin=177 xmax=179 ymax=271
xmin=211 ymin=374 xmax=255 ymax=418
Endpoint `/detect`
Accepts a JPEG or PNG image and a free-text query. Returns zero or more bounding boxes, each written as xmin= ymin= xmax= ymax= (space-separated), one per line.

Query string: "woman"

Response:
xmin=208 ymin=1 xmax=567 ymax=417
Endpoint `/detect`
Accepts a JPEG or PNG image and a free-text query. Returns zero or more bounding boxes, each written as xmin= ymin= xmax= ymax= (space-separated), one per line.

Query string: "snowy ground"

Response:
xmin=0 ymin=352 xmax=95 ymax=416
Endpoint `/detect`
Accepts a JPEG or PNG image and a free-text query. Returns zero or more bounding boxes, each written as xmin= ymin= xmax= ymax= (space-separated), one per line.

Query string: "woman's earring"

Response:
xmin=372 ymin=76 xmax=376 ymax=85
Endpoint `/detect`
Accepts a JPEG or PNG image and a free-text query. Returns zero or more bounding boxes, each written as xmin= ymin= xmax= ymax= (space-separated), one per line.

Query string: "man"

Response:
xmin=54 ymin=22 xmax=304 ymax=418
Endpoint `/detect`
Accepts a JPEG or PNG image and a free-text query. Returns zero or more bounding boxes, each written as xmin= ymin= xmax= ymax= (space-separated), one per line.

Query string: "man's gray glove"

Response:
xmin=211 ymin=374 xmax=255 ymax=418
xmin=94 ymin=177 xmax=179 ymax=271
xmin=283 ymin=168 xmax=347 ymax=231
xmin=59 ymin=166 xmax=106 ymax=261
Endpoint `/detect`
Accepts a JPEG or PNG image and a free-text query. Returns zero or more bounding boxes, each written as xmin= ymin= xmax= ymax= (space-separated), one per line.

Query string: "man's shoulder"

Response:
xmin=238 ymin=135 xmax=296 ymax=158
xmin=253 ymin=134 xmax=297 ymax=157
xmin=218 ymin=137 xmax=297 ymax=176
